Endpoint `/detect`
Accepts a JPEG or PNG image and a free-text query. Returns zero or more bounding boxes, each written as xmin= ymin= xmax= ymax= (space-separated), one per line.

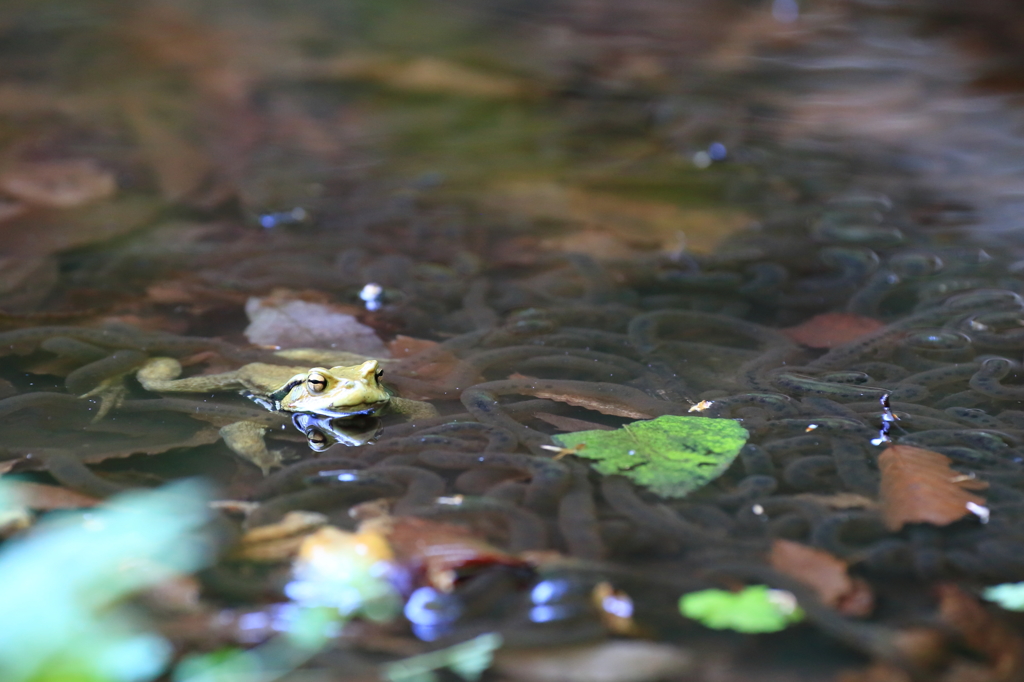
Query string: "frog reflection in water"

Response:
xmin=135 ymin=351 xmax=437 ymax=472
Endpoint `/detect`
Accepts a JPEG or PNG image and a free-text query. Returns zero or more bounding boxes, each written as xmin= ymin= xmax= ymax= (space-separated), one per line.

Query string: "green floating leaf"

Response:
xmin=173 ymin=607 xmax=341 ymax=682
xmin=679 ymin=585 xmax=804 ymax=633
xmin=383 ymin=633 xmax=502 ymax=682
xmin=983 ymin=582 xmax=1024 ymax=611
xmin=551 ymin=415 xmax=748 ymax=498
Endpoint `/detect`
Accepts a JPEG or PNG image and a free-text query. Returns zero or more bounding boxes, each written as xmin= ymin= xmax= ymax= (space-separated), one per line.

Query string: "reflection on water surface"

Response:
xmin=4 ymin=1 xmax=1024 ymax=680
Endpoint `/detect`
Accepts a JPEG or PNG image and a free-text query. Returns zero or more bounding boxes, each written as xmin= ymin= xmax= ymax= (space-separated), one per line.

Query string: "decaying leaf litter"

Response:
xmin=5 ymin=1 xmax=1024 ymax=681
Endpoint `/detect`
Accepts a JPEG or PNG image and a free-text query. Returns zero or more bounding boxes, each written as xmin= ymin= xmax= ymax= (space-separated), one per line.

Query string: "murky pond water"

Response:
xmin=4 ymin=1 xmax=1024 ymax=681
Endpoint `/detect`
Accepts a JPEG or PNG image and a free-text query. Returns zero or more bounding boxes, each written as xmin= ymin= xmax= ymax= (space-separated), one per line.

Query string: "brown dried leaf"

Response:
xmin=769 ymin=539 xmax=874 ymax=617
xmin=879 ymin=445 xmax=988 ymax=531
xmin=0 ymin=160 xmax=116 ymax=208
xmin=782 ymin=312 xmax=885 ymax=349
xmin=936 ymin=583 xmax=1024 ymax=680
xmin=244 ymin=293 xmax=389 ymax=355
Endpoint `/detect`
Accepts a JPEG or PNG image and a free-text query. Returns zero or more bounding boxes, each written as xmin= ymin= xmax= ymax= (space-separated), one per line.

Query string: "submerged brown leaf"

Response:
xmin=936 ymin=583 xmax=1024 ymax=680
xmin=124 ymin=98 xmax=220 ymax=204
xmin=782 ymin=312 xmax=885 ymax=349
xmin=878 ymin=445 xmax=988 ymax=531
xmin=507 ymin=373 xmax=657 ymax=419
xmin=369 ymin=516 xmax=530 ymax=592
xmin=484 ymin=182 xmax=753 ymax=255
xmin=0 ymin=160 xmax=116 ymax=208
xmin=533 ymin=412 xmax=615 ymax=432
xmin=388 ymin=335 xmax=461 ymax=382
xmin=769 ymin=539 xmax=874 ymax=616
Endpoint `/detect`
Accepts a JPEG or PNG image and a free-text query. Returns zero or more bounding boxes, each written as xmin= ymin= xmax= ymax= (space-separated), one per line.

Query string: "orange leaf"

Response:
xmin=769 ymin=539 xmax=874 ymax=616
xmin=878 ymin=445 xmax=988 ymax=531
xmin=782 ymin=312 xmax=885 ymax=349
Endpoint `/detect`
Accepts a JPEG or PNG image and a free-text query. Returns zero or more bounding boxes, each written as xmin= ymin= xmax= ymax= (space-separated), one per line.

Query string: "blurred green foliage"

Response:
xmin=0 ymin=480 xmax=214 ymax=682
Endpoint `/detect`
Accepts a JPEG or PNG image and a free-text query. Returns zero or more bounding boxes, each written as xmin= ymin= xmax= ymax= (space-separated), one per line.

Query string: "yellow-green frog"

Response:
xmin=134 ymin=349 xmax=437 ymax=473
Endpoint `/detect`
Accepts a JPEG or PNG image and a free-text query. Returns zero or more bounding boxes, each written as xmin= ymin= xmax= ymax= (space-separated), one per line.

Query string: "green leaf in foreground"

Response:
xmin=983 ymin=582 xmax=1024 ymax=611
xmin=679 ymin=585 xmax=804 ymax=633
xmin=551 ymin=415 xmax=748 ymax=498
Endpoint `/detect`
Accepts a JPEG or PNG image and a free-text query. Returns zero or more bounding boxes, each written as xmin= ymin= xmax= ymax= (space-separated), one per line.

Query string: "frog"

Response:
xmin=132 ymin=348 xmax=438 ymax=473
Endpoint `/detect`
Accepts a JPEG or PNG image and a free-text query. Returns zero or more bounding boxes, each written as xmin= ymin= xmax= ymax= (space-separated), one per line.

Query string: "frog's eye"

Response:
xmin=375 ymin=367 xmax=384 ymax=379
xmin=306 ymin=372 xmax=328 ymax=393
xmin=307 ymin=428 xmax=328 ymax=450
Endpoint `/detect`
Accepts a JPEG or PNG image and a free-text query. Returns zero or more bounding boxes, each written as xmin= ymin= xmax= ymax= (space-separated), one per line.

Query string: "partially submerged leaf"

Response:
xmin=507 ymin=374 xmax=657 ymax=419
xmin=244 ymin=293 xmax=389 ymax=356
xmin=388 ymin=335 xmax=461 ymax=382
xmin=534 ymin=412 xmax=614 ymax=432
xmin=878 ymin=445 xmax=988 ymax=531
xmin=769 ymin=539 xmax=873 ymax=617
xmin=551 ymin=415 xmax=748 ymax=498
xmin=383 ymin=632 xmax=503 ymax=682
xmin=484 ymin=182 xmax=752 ymax=255
xmin=679 ymin=585 xmax=804 ymax=633
xmin=375 ymin=516 xmax=529 ymax=592
xmin=782 ymin=312 xmax=885 ymax=349
xmin=124 ymin=97 xmax=220 ymax=204
xmin=936 ymin=583 xmax=1024 ymax=680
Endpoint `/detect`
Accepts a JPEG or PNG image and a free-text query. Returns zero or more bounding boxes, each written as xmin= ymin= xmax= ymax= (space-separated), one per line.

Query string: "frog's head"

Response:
xmin=269 ymin=360 xmax=391 ymax=417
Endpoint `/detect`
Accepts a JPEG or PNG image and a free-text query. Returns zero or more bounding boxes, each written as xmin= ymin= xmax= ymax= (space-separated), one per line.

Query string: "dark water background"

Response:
xmin=5 ymin=1 xmax=1024 ymax=680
